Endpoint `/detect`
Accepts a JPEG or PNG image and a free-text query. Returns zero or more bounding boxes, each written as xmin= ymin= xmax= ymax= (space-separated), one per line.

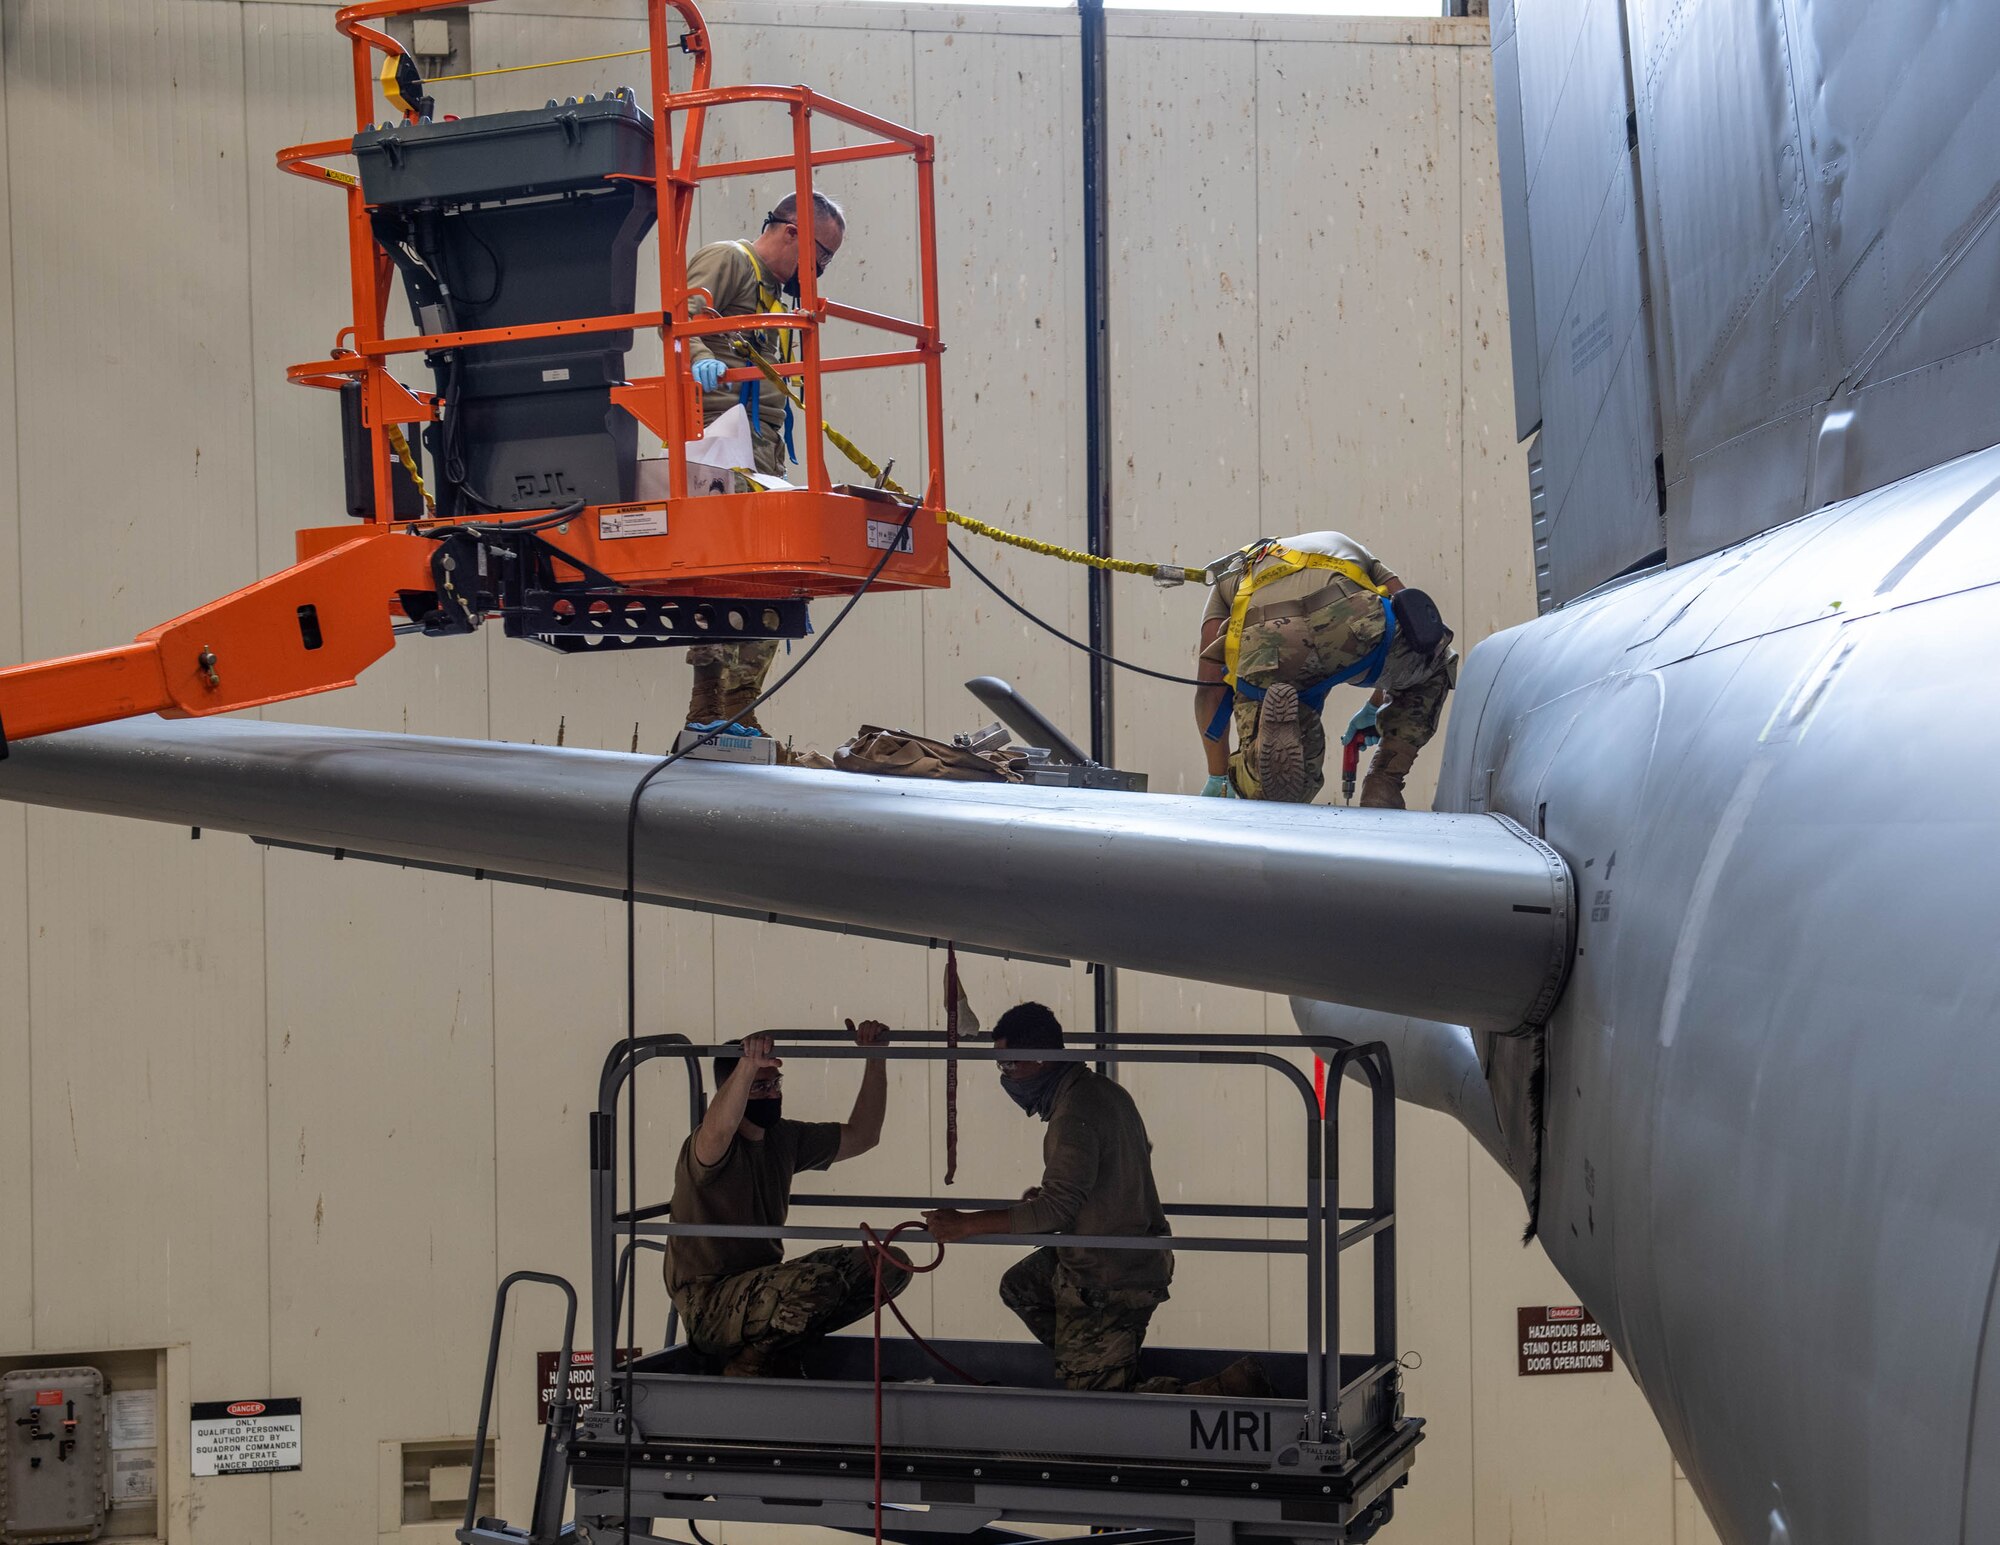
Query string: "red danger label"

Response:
xmin=35 ymin=1390 xmax=63 ymax=1406
xmin=1548 ymin=1305 xmax=1583 ymax=1321
xmin=225 ymin=1401 xmax=266 ymax=1417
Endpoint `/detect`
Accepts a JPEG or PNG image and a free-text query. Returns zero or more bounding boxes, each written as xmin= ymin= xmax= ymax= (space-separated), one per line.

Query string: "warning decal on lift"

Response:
xmin=1516 ymin=1305 xmax=1614 ymax=1376
xmin=600 ymin=507 xmax=669 ymax=540
xmin=190 ymin=1397 xmax=302 ymax=1475
xmin=866 ymin=517 xmax=915 ymax=553
xmin=536 ymin=1348 xmax=639 ymax=1424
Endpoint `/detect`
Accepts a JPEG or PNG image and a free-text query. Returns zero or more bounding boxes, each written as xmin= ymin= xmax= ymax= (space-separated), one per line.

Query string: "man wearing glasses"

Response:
xmin=664 ymin=1020 xmax=907 ymax=1378
xmin=680 ymin=189 xmax=848 ymax=740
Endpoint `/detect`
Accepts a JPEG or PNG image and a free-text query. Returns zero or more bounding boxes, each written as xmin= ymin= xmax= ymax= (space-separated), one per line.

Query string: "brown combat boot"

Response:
xmin=1358 ymin=734 xmax=1420 ymax=809
xmin=685 ymin=658 xmax=724 ymax=727
xmin=716 ymin=684 xmax=767 ymax=738
xmin=1183 ymin=1355 xmax=1277 ymax=1399
xmin=721 ymin=1347 xmax=804 ymax=1379
xmin=1254 ymin=684 xmax=1310 ymax=803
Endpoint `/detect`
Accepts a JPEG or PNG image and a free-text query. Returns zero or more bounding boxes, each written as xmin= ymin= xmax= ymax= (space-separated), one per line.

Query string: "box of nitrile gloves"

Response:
xmin=673 ymin=728 xmax=779 ymax=765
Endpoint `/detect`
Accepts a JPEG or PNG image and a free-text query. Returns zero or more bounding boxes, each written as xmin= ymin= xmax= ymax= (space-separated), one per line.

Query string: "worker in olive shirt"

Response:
xmin=680 ymin=189 xmax=848 ymax=739
xmin=924 ymin=1003 xmax=1174 ymax=1391
xmin=666 ymin=1020 xmax=908 ymax=1377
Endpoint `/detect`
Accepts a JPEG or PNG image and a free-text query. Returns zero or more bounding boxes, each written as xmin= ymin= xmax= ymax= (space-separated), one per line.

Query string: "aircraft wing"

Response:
xmin=0 ymin=716 xmax=1572 ymax=1035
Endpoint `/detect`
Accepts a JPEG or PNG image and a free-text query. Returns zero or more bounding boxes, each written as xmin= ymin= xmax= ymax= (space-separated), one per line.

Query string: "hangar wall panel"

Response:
xmin=0 ymin=0 xmax=29 ymax=1360
xmin=0 ymin=4 xmax=1699 ymax=1542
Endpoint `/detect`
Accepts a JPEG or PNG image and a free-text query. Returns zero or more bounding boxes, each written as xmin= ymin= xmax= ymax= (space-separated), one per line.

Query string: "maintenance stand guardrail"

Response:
xmin=461 ymin=1030 xmax=1421 ymax=1545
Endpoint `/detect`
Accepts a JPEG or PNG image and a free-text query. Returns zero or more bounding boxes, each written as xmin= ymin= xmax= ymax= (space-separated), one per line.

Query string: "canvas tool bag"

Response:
xmin=833 ymin=725 xmax=1024 ymax=783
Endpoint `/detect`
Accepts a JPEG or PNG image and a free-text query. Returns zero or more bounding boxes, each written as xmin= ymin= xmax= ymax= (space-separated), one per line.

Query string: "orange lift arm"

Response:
xmin=0 ymin=0 xmax=950 ymax=753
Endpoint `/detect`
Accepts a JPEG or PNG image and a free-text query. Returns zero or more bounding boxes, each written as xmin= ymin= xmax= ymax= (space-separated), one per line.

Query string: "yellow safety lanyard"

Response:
xmin=727 ymin=242 xmax=795 ymax=463
xmin=729 ymin=242 xmax=793 ymax=363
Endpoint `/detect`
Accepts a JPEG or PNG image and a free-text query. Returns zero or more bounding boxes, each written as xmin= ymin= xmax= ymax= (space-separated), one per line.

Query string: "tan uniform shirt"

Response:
xmin=1008 ymin=1065 xmax=1174 ymax=1292
xmin=684 ymin=240 xmax=791 ymax=452
xmin=664 ymin=1118 xmax=842 ymax=1295
xmin=1201 ymin=530 xmax=1398 ymax=662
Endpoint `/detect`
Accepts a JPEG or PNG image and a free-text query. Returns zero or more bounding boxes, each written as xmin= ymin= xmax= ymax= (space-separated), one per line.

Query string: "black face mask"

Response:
xmin=1000 ymin=1063 xmax=1067 ymax=1120
xmin=744 ymin=1095 xmax=783 ymax=1129
xmin=781 ymin=273 xmax=803 ymax=305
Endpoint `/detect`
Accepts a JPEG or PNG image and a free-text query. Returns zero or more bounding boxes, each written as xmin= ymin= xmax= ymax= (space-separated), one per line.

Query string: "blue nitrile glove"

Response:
xmin=1201 ymin=773 xmax=1237 ymax=798
xmin=1342 ymin=702 xmax=1380 ymax=746
xmin=692 ymin=357 xmax=727 ymax=391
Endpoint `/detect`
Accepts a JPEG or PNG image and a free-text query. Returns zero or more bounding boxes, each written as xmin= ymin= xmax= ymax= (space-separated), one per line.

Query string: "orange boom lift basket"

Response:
xmin=0 ymin=0 xmax=949 ymax=751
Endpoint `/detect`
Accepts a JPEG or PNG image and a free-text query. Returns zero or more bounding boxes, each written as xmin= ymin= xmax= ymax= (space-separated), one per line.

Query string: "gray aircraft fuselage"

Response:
xmin=1405 ymin=442 xmax=2000 ymax=1545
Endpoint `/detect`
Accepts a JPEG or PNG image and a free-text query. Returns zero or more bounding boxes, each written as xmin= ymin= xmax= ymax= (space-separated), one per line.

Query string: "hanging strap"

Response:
xmin=943 ymin=944 xmax=961 ymax=1187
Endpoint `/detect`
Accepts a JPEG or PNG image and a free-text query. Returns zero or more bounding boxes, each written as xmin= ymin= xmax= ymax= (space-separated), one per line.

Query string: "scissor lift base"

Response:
xmin=569 ymin=1338 xmax=1421 ymax=1545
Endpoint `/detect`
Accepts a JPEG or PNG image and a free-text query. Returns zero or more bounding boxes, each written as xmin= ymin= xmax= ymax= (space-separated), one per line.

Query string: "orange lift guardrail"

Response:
xmin=0 ymin=0 xmax=948 ymax=751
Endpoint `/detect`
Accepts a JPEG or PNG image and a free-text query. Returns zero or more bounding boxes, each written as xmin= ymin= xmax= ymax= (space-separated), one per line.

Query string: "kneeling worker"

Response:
xmin=1195 ymin=531 xmax=1455 ymax=806
xmin=665 ymin=1021 xmax=908 ymax=1376
xmin=923 ymin=1003 xmax=1175 ymax=1390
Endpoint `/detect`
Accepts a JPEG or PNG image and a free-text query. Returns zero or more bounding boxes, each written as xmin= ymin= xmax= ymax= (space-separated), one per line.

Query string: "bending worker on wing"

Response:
xmin=922 ymin=1004 xmax=1174 ymax=1390
xmin=1195 ymin=531 xmax=1456 ymax=806
xmin=681 ymin=189 xmax=849 ymax=740
xmin=664 ymin=1021 xmax=908 ymax=1377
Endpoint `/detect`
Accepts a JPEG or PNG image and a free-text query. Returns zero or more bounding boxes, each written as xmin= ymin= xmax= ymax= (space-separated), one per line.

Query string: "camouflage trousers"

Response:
xmin=686 ymin=424 xmax=790 ymax=692
xmin=1230 ymin=588 xmax=1453 ymax=801
xmin=999 ymin=1248 xmax=1170 ymax=1392
xmin=673 ymin=1246 xmax=911 ymax=1372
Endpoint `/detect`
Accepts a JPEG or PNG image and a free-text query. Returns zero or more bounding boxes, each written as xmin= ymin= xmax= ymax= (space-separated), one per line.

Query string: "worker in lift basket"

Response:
xmin=680 ymin=189 xmax=848 ymax=742
xmin=1194 ymin=531 xmax=1456 ymax=806
xmin=665 ymin=1022 xmax=909 ymax=1378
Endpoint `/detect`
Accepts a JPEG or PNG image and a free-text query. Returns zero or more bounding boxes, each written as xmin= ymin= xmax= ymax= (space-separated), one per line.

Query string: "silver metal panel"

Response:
xmin=1510 ymin=0 xmax=1588 ymax=199
xmin=1489 ymin=27 xmax=1540 ymax=439
xmin=0 ymin=720 xmax=1573 ymax=1034
xmin=1521 ymin=0 xmax=1627 ymax=393
xmin=1432 ymin=444 xmax=2000 ymax=1545
xmin=1547 ymin=339 xmax=1662 ymax=599
xmin=1495 ymin=0 xmax=1663 ymax=600
xmin=1636 ymin=0 xmax=1826 ymax=450
xmin=1496 ymin=0 xmax=2000 ymax=588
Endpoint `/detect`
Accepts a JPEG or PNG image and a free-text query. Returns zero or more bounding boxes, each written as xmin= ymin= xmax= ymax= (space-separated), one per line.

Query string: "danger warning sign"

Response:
xmin=189 ymin=1397 xmax=302 ymax=1475
xmin=1516 ymin=1305 xmax=1614 ymax=1376
xmin=536 ymin=1349 xmax=638 ymax=1424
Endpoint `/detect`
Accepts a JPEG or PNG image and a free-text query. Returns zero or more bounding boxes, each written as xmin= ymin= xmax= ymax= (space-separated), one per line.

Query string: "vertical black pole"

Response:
xmin=1079 ymin=0 xmax=1118 ymax=1062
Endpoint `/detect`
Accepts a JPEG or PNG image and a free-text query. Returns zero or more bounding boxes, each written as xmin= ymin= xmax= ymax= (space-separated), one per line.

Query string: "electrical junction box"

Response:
xmin=1 ymin=1367 xmax=107 ymax=1544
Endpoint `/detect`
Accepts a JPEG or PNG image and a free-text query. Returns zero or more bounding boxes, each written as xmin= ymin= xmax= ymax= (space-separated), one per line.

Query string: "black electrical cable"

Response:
xmin=445 ymin=211 xmax=504 ymax=309
xmin=616 ymin=496 xmax=921 ymax=1542
xmin=946 ymin=537 xmax=1208 ymax=687
xmin=415 ymin=497 xmax=586 ymax=541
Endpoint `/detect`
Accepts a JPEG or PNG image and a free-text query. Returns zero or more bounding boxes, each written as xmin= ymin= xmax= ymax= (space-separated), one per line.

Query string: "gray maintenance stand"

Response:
xmin=460 ymin=1032 xmax=1420 ymax=1545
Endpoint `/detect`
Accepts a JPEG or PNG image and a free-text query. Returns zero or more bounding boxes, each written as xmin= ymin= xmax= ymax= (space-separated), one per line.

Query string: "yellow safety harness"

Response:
xmin=1206 ymin=541 xmax=1397 ymax=741
xmin=714 ymin=243 xmax=799 ymax=467
xmin=1220 ymin=543 xmax=1388 ymax=687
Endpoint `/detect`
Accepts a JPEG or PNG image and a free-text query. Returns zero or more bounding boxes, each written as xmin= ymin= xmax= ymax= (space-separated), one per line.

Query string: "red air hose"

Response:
xmin=858 ymin=1222 xmax=988 ymax=1545
xmin=944 ymin=944 xmax=962 ymax=1185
